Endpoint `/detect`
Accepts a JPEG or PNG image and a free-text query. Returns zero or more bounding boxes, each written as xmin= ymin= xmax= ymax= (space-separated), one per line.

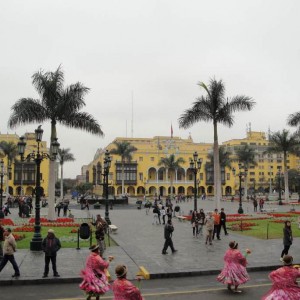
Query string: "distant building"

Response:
xmin=0 ymin=132 xmax=52 ymax=197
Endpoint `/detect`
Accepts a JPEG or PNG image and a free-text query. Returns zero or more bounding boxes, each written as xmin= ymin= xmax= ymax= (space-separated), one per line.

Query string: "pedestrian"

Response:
xmin=56 ymin=202 xmax=63 ymax=217
xmin=280 ymin=220 xmax=293 ymax=261
xmin=205 ymin=212 xmax=214 ymax=245
xmin=253 ymin=198 xmax=258 ymax=212
xmin=220 ymin=208 xmax=228 ymax=235
xmin=92 ymin=214 xmax=108 ymax=257
xmin=112 ymin=265 xmax=144 ymax=300
xmin=191 ymin=210 xmax=199 ymax=238
xmin=152 ymin=206 xmax=159 ymax=225
xmin=217 ymin=241 xmax=250 ymax=293
xmin=162 ymin=219 xmax=177 ymax=254
xmin=160 ymin=206 xmax=166 ymax=225
xmin=145 ymin=200 xmax=151 ymax=215
xmin=212 ymin=208 xmax=221 ymax=240
xmin=198 ymin=209 xmax=206 ymax=236
xmin=42 ymin=229 xmax=61 ymax=278
xmin=0 ymin=228 xmax=20 ymax=278
xmin=259 ymin=198 xmax=264 ymax=212
xmin=79 ymin=244 xmax=113 ymax=300
xmin=0 ymin=222 xmax=4 ymax=260
xmin=63 ymin=201 xmax=68 ymax=217
xmin=262 ymin=255 xmax=300 ymax=300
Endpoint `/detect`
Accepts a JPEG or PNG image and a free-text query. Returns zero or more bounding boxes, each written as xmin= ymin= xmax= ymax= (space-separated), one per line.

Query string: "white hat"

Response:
xmin=48 ymin=229 xmax=54 ymax=233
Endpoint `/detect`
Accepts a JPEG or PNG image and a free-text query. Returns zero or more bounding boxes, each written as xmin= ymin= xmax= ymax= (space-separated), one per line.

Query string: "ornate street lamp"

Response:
xmin=102 ymin=150 xmax=112 ymax=225
xmin=18 ymin=126 xmax=60 ymax=251
xmin=190 ymin=151 xmax=202 ymax=211
xmin=0 ymin=159 xmax=4 ymax=219
xmin=277 ymin=167 xmax=283 ymax=205
xmin=233 ymin=163 xmax=248 ymax=214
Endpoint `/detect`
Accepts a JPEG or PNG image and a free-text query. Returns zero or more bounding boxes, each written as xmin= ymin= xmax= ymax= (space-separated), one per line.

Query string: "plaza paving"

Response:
xmin=0 ymin=197 xmax=299 ymax=285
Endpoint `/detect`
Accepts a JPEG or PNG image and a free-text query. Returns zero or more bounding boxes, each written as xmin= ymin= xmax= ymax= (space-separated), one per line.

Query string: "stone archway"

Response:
xmin=225 ymin=186 xmax=232 ymax=196
xmin=137 ymin=186 xmax=145 ymax=196
xmin=178 ymin=186 xmax=185 ymax=194
xmin=149 ymin=186 xmax=156 ymax=196
xmin=159 ymin=186 xmax=166 ymax=196
xmin=187 ymin=186 xmax=193 ymax=196
xmin=117 ymin=186 xmax=122 ymax=195
xmin=127 ymin=186 xmax=135 ymax=196
xmin=25 ymin=186 xmax=34 ymax=196
xmin=207 ymin=186 xmax=214 ymax=195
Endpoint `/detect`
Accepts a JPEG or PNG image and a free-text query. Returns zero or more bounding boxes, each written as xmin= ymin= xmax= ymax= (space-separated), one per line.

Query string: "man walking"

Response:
xmin=162 ymin=219 xmax=177 ymax=254
xmin=0 ymin=228 xmax=20 ymax=278
xmin=92 ymin=214 xmax=108 ymax=257
xmin=220 ymin=208 xmax=228 ymax=235
xmin=42 ymin=229 xmax=61 ymax=278
xmin=212 ymin=208 xmax=221 ymax=240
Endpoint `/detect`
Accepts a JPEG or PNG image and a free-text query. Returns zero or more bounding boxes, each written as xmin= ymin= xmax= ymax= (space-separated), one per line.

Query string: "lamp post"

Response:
xmin=277 ymin=167 xmax=283 ymax=205
xmin=233 ymin=163 xmax=248 ymax=214
xmin=0 ymin=159 xmax=4 ymax=219
xmin=103 ymin=150 xmax=112 ymax=225
xmin=190 ymin=151 xmax=202 ymax=211
xmin=18 ymin=126 xmax=60 ymax=251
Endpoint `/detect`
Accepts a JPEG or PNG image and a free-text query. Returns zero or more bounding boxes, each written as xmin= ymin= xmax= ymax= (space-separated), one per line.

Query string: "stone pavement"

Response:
xmin=0 ymin=198 xmax=299 ymax=285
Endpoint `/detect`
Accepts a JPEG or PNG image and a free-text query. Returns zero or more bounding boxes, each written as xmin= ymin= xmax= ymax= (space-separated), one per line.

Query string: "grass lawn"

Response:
xmin=228 ymin=217 xmax=300 ymax=239
xmin=15 ymin=227 xmax=117 ymax=249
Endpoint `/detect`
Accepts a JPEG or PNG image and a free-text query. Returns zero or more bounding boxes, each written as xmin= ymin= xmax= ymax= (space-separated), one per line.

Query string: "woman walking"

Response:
xmin=280 ymin=221 xmax=293 ymax=261
xmin=217 ymin=241 xmax=250 ymax=293
xmin=191 ymin=210 xmax=199 ymax=238
xmin=198 ymin=209 xmax=206 ymax=236
xmin=112 ymin=265 xmax=144 ymax=300
xmin=262 ymin=255 xmax=300 ymax=300
xmin=79 ymin=245 xmax=113 ymax=300
xmin=205 ymin=212 xmax=214 ymax=245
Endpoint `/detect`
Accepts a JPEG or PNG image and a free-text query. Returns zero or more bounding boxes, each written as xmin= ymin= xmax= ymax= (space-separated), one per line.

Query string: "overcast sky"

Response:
xmin=1 ymin=0 xmax=300 ymax=178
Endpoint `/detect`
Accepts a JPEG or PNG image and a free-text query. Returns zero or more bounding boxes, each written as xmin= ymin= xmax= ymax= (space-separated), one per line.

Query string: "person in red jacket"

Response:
xmin=212 ymin=209 xmax=221 ymax=240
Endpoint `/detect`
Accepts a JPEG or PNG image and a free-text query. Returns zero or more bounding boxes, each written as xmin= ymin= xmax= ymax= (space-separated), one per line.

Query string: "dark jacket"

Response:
xmin=220 ymin=211 xmax=226 ymax=224
xmin=0 ymin=225 xmax=4 ymax=242
xmin=164 ymin=223 xmax=174 ymax=239
xmin=42 ymin=234 xmax=61 ymax=256
xmin=283 ymin=227 xmax=293 ymax=246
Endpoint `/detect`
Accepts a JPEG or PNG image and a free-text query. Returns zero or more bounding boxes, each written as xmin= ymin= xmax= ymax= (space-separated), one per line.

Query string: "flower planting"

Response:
xmin=0 ymin=218 xmax=15 ymax=226
xmin=229 ymin=222 xmax=258 ymax=231
xmin=12 ymin=233 xmax=26 ymax=241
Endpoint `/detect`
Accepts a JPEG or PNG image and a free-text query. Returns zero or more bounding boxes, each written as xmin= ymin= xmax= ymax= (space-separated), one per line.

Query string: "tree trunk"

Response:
xmin=284 ymin=152 xmax=289 ymax=203
xmin=60 ymin=162 xmax=64 ymax=201
xmin=213 ymin=122 xmax=221 ymax=210
xmin=47 ymin=121 xmax=57 ymax=221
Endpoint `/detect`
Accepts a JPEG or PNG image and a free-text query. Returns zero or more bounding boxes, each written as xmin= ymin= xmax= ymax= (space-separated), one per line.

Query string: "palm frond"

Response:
xmin=287 ymin=112 xmax=300 ymax=127
xmin=59 ymin=112 xmax=104 ymax=136
xmin=8 ymin=98 xmax=48 ymax=128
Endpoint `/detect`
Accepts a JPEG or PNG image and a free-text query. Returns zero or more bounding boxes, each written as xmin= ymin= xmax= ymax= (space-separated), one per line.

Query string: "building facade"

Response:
xmin=0 ymin=132 xmax=51 ymax=197
xmin=83 ymin=130 xmax=300 ymax=198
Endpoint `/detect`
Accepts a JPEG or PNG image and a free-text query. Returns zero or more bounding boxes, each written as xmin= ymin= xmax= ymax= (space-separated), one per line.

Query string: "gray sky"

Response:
xmin=1 ymin=0 xmax=300 ymax=178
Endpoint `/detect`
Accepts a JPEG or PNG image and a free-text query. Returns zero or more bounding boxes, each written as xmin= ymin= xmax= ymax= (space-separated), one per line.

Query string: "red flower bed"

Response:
xmin=70 ymin=229 xmax=78 ymax=233
xmin=271 ymin=220 xmax=287 ymax=223
xmin=267 ymin=213 xmax=293 ymax=218
xmin=13 ymin=226 xmax=34 ymax=232
xmin=12 ymin=233 xmax=26 ymax=241
xmin=227 ymin=217 xmax=269 ymax=222
xmin=229 ymin=222 xmax=258 ymax=231
xmin=0 ymin=219 xmax=15 ymax=226
xmin=29 ymin=217 xmax=48 ymax=223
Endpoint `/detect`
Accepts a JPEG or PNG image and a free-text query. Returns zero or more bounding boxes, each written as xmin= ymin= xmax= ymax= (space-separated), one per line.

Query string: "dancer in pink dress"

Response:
xmin=79 ymin=245 xmax=113 ymax=300
xmin=217 ymin=241 xmax=250 ymax=293
xmin=112 ymin=265 xmax=144 ymax=300
xmin=262 ymin=255 xmax=300 ymax=300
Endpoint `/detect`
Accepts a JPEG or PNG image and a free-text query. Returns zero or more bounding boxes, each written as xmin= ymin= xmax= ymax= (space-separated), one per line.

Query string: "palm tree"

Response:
xmin=8 ymin=66 xmax=103 ymax=220
xmin=58 ymin=148 xmax=75 ymax=201
xmin=235 ymin=144 xmax=257 ymax=200
xmin=267 ymin=129 xmax=300 ymax=203
xmin=110 ymin=141 xmax=137 ymax=196
xmin=158 ymin=154 xmax=185 ymax=199
xmin=178 ymin=78 xmax=255 ymax=209
xmin=0 ymin=141 xmax=18 ymax=195
xmin=287 ymin=112 xmax=300 ymax=128
xmin=207 ymin=146 xmax=232 ymax=196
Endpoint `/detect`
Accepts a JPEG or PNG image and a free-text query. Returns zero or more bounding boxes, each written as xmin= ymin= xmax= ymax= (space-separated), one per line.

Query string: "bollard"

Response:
xmin=267 ymin=222 xmax=269 ymax=240
xmin=76 ymin=229 xmax=80 ymax=250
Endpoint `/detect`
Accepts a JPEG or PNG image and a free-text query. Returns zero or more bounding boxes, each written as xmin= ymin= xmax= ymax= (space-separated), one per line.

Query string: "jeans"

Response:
xmin=44 ymin=255 xmax=58 ymax=275
xmin=0 ymin=254 xmax=20 ymax=275
xmin=97 ymin=238 xmax=106 ymax=257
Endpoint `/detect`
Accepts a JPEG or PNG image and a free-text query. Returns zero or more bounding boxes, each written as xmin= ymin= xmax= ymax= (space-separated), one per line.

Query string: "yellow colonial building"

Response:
xmin=84 ymin=130 xmax=300 ymax=198
xmin=0 ymin=132 xmax=50 ymax=197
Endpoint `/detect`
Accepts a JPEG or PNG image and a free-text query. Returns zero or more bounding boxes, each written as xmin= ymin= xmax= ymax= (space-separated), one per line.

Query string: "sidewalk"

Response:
xmin=0 ymin=198 xmax=299 ymax=285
